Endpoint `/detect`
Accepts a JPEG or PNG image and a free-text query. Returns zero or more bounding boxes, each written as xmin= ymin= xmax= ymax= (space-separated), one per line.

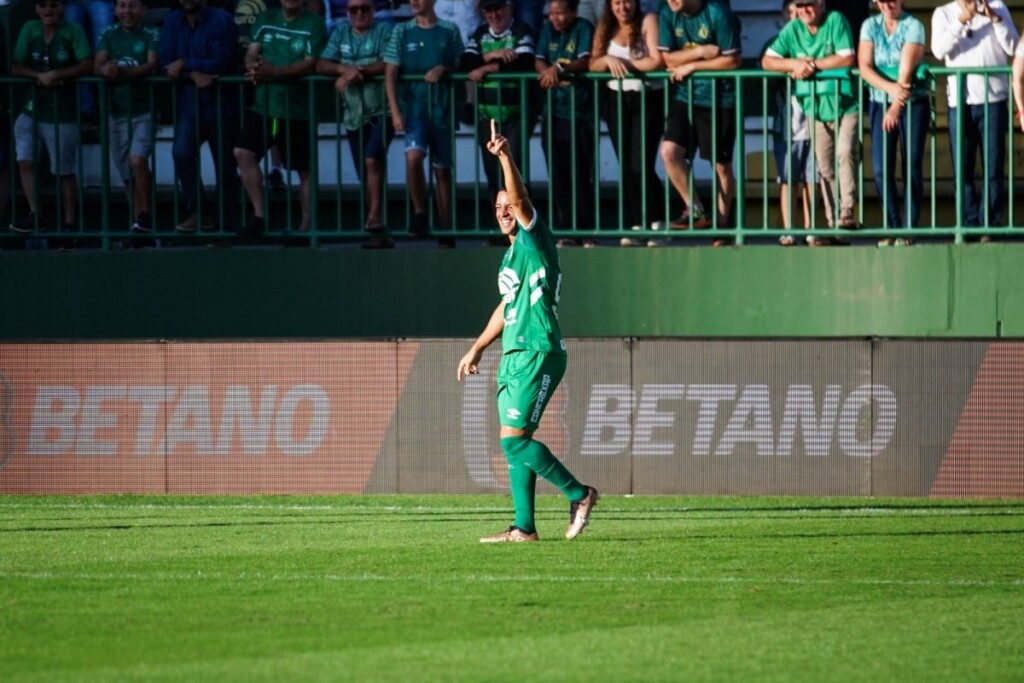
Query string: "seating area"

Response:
xmin=1 ymin=0 xmax=1024 ymax=248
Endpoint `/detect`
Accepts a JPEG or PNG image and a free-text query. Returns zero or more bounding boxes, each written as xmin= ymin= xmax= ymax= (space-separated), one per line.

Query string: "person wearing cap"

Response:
xmin=932 ymin=0 xmax=1018 ymax=232
xmin=462 ymin=0 xmax=538 ymax=207
xmin=9 ymin=0 xmax=93 ymax=238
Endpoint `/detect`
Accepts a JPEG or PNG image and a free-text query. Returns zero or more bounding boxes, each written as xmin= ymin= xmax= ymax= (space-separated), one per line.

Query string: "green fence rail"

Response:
xmin=1 ymin=66 xmax=1021 ymax=249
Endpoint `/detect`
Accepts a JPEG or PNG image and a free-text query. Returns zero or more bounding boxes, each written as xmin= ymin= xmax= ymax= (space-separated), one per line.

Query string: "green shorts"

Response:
xmin=496 ymin=350 xmax=567 ymax=431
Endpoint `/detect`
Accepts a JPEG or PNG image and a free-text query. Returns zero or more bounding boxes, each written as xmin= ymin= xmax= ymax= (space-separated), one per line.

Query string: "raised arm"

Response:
xmin=486 ymin=119 xmax=534 ymax=227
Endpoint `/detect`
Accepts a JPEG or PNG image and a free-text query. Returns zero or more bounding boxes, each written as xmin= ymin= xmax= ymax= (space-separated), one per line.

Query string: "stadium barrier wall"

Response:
xmin=3 ymin=245 xmax=1024 ymax=340
xmin=1 ymin=339 xmax=1021 ymax=498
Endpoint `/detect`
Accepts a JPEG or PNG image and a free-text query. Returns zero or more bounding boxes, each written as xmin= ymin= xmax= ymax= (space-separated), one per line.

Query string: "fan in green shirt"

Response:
xmin=10 ymin=0 xmax=94 ymax=236
xmin=458 ymin=120 xmax=599 ymax=544
xmin=96 ymin=0 xmax=160 ymax=233
xmin=235 ymin=0 xmax=328 ymax=237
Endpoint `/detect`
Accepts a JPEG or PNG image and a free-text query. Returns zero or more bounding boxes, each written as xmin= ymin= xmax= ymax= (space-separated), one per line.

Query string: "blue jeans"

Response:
xmin=869 ymin=97 xmax=929 ymax=228
xmin=948 ymin=102 xmax=1007 ymax=227
xmin=172 ymin=115 xmax=241 ymax=230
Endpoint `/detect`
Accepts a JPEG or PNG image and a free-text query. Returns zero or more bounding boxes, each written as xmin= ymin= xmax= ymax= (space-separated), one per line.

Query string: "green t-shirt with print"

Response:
xmin=98 ymin=24 xmax=160 ymax=119
xmin=320 ymin=22 xmax=392 ymax=130
xmin=765 ymin=12 xmax=857 ymax=122
xmin=382 ymin=20 xmax=464 ymax=122
xmin=657 ymin=0 xmax=740 ymax=109
xmin=14 ymin=20 xmax=92 ymax=123
xmin=536 ymin=17 xmax=594 ymax=121
xmin=250 ymin=8 xmax=328 ymax=120
xmin=499 ymin=215 xmax=566 ymax=355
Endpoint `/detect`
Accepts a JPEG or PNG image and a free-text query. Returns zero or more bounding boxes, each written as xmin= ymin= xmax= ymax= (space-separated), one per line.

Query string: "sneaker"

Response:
xmin=175 ymin=215 xmax=197 ymax=233
xmin=557 ymin=238 xmax=582 ymax=247
xmin=132 ymin=212 xmax=152 ymax=233
xmin=581 ymin=239 xmax=600 ymax=248
xmin=620 ymin=225 xmax=643 ymax=247
xmin=9 ymin=212 xmax=41 ymax=234
xmin=267 ymin=168 xmax=286 ymax=191
xmin=837 ymin=212 xmax=858 ymax=229
xmin=409 ymin=212 xmax=429 ymax=237
xmin=670 ymin=207 xmax=712 ymax=230
xmin=565 ymin=486 xmax=599 ymax=540
xmin=647 ymin=238 xmax=670 ymax=247
xmin=480 ymin=525 xmax=539 ymax=543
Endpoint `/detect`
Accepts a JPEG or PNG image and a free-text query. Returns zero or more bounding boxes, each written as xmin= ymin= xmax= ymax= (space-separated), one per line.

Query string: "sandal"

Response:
xmin=779 ymin=234 xmax=797 ymax=246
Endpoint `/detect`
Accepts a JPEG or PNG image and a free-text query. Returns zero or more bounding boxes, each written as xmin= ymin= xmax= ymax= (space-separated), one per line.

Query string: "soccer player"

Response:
xmin=457 ymin=119 xmax=598 ymax=544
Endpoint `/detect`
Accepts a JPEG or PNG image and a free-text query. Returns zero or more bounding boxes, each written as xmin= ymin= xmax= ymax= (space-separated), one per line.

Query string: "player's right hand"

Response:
xmin=457 ymin=349 xmax=481 ymax=382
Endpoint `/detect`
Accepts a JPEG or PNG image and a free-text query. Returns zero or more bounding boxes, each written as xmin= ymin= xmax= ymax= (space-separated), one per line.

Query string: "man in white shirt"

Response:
xmin=932 ymin=0 xmax=1018 ymax=229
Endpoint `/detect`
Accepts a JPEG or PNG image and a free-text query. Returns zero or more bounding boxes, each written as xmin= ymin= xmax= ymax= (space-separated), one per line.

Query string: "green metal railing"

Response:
xmin=0 ymin=66 xmax=1020 ymax=249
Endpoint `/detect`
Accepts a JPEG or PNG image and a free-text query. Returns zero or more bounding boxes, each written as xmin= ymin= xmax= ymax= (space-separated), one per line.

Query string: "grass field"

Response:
xmin=1 ymin=495 xmax=1022 ymax=682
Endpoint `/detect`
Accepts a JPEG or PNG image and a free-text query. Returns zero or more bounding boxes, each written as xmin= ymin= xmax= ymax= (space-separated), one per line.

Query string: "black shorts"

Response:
xmin=663 ymin=102 xmax=736 ymax=164
xmin=235 ymin=111 xmax=312 ymax=172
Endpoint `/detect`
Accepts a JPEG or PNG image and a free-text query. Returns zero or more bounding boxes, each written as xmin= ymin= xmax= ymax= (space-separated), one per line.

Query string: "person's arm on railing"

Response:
xmin=859 ymin=38 xmax=920 ymax=133
xmin=384 ymin=62 xmax=404 ymax=131
xmin=1013 ymin=47 xmax=1024 ymax=131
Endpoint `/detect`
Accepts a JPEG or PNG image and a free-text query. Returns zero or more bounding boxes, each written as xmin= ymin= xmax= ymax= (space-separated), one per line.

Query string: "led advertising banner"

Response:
xmin=0 ymin=340 xmax=1020 ymax=497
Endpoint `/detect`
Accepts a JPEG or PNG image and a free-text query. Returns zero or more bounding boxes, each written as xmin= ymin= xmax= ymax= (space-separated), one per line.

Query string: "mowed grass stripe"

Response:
xmin=1 ymin=495 xmax=1022 ymax=682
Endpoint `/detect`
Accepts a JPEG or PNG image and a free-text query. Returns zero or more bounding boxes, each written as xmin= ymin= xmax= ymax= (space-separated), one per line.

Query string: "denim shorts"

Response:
xmin=402 ymin=111 xmax=452 ymax=169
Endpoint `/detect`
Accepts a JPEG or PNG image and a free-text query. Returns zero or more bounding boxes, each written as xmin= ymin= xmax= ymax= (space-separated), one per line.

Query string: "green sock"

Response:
xmin=503 ymin=436 xmax=587 ymax=504
xmin=502 ymin=437 xmax=537 ymax=533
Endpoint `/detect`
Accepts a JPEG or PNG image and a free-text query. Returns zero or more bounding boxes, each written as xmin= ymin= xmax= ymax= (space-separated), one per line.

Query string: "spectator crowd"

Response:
xmin=4 ymin=0 xmax=1024 ymax=248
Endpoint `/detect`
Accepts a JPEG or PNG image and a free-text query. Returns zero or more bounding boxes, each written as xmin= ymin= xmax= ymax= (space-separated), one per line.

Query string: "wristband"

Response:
xmin=556 ymin=62 xmax=565 ymax=74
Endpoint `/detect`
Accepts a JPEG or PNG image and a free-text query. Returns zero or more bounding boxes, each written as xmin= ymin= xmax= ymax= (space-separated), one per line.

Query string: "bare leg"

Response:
xmin=60 ymin=175 xmax=77 ymax=227
xmin=234 ymin=148 xmax=264 ymax=218
xmin=715 ymin=162 xmax=735 ymax=225
xmin=406 ymin=150 xmax=427 ymax=215
xmin=432 ymin=166 xmax=452 ymax=229
xmin=660 ymin=140 xmax=701 ymax=210
xmin=130 ymin=155 xmax=151 ymax=217
xmin=17 ymin=160 xmax=38 ymax=215
xmin=365 ymin=157 xmax=384 ymax=226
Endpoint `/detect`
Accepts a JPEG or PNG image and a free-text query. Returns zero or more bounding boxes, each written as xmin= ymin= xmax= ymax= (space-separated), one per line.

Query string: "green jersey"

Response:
xmin=320 ymin=22 xmax=392 ymax=130
xmin=499 ymin=215 xmax=566 ymax=355
xmin=764 ymin=12 xmax=857 ymax=122
xmin=97 ymin=24 xmax=160 ymax=119
xmin=383 ymin=20 xmax=463 ymax=121
xmin=536 ymin=17 xmax=594 ymax=121
xmin=14 ymin=20 xmax=92 ymax=123
xmin=250 ymin=8 xmax=328 ymax=120
xmin=657 ymin=0 xmax=740 ymax=109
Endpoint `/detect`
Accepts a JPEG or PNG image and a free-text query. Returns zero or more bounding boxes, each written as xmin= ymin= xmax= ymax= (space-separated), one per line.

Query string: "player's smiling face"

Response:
xmin=495 ymin=191 xmax=518 ymax=237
